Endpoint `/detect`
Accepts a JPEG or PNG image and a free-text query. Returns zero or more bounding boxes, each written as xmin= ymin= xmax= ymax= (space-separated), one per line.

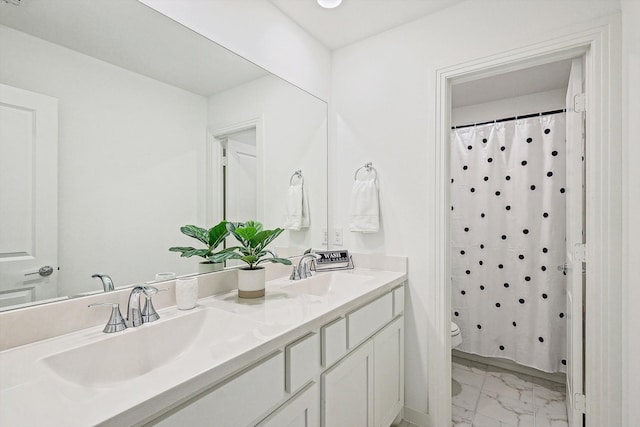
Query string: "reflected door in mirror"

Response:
xmin=0 ymin=84 xmax=58 ymax=308
xmin=223 ymin=130 xmax=257 ymax=223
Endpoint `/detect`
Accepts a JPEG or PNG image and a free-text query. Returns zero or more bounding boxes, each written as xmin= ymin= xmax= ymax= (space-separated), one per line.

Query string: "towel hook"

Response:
xmin=290 ymin=169 xmax=304 ymax=185
xmin=354 ymin=162 xmax=377 ymax=181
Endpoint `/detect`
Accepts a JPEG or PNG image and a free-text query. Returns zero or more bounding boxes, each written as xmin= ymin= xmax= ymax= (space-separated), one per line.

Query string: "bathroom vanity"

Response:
xmin=0 ymin=257 xmax=406 ymax=427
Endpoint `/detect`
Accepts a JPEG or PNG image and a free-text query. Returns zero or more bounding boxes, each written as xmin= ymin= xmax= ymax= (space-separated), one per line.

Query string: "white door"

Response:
xmin=222 ymin=134 xmax=257 ymax=266
xmin=373 ymin=317 xmax=404 ymax=427
xmin=565 ymin=57 xmax=585 ymax=426
xmin=322 ymin=340 xmax=374 ymax=427
xmin=224 ymin=137 xmax=257 ymax=223
xmin=0 ymin=84 xmax=58 ymax=309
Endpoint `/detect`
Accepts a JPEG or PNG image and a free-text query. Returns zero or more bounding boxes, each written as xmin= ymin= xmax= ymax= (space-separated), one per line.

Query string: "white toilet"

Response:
xmin=451 ymin=322 xmax=462 ymax=348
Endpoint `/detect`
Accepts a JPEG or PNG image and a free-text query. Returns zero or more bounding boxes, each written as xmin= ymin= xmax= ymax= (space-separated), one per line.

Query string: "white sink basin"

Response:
xmin=280 ymin=272 xmax=374 ymax=296
xmin=41 ymin=308 xmax=257 ymax=388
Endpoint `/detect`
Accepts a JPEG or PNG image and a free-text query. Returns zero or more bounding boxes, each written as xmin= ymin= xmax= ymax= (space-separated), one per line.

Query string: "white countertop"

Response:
xmin=0 ymin=267 xmax=406 ymax=427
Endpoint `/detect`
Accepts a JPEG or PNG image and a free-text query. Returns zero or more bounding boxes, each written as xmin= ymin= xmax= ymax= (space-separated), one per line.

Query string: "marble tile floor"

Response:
xmin=452 ymin=357 xmax=568 ymax=427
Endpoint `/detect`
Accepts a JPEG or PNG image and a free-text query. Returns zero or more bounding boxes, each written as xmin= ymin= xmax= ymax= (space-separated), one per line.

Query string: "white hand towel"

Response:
xmin=349 ymin=178 xmax=379 ymax=233
xmin=284 ymin=183 xmax=310 ymax=230
xmin=301 ymin=184 xmax=310 ymax=229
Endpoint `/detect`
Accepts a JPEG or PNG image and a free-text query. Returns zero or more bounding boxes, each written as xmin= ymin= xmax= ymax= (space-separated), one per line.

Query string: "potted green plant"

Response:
xmin=210 ymin=221 xmax=292 ymax=298
xmin=169 ymin=220 xmax=230 ymax=273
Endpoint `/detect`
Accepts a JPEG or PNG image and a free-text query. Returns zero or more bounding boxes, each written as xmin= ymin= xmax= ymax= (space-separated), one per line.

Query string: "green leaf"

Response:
xmin=208 ymin=220 xmax=229 ymax=250
xmin=244 ymin=220 xmax=263 ymax=233
xmin=183 ymin=248 xmax=210 ymax=258
xmin=180 ymin=225 xmax=209 ymax=245
xmin=241 ymin=255 xmax=259 ymax=267
xmin=252 ymin=228 xmax=284 ymax=251
xmin=227 ymin=222 xmax=247 ymax=246
xmin=234 ymin=226 xmax=258 ymax=245
xmin=257 ymin=257 xmax=292 ymax=266
xmin=168 ymin=246 xmax=195 ymax=255
xmin=208 ymin=251 xmax=241 ymax=263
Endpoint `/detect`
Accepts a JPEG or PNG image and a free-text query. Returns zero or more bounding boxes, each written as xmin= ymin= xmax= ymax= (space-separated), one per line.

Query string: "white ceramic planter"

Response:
xmin=198 ymin=261 xmax=224 ymax=274
xmin=237 ymin=267 xmax=266 ymax=298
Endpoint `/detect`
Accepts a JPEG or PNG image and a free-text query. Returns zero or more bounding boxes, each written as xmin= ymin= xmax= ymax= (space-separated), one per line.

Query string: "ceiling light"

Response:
xmin=317 ymin=0 xmax=342 ymax=9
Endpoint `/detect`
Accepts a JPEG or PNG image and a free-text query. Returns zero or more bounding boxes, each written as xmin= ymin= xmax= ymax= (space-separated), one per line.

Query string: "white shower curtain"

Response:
xmin=450 ymin=113 xmax=567 ymax=373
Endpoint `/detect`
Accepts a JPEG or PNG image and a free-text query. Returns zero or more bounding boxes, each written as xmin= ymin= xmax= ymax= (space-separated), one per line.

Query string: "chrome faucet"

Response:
xmin=92 ymin=274 xmax=115 ymax=292
xmin=89 ymin=285 xmax=162 ymax=333
xmin=290 ymin=251 xmax=320 ymax=280
xmin=126 ymin=286 xmax=146 ymax=327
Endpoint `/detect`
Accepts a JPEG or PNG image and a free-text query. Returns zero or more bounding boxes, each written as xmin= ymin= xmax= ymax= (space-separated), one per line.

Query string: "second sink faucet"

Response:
xmin=291 ymin=251 xmax=320 ymax=280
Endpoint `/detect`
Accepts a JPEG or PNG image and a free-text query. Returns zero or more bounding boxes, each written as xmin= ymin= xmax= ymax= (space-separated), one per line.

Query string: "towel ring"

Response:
xmin=290 ymin=170 xmax=304 ymax=185
xmin=354 ymin=162 xmax=377 ymax=181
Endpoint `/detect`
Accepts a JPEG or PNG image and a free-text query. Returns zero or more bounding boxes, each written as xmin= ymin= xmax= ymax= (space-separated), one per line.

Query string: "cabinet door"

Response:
xmin=149 ymin=352 xmax=284 ymax=427
xmin=321 ymin=340 xmax=374 ymax=427
xmin=374 ymin=317 xmax=404 ymax=427
xmin=257 ymin=382 xmax=319 ymax=427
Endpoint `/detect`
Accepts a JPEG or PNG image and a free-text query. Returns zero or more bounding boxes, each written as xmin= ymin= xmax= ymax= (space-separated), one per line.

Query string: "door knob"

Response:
xmin=557 ymin=264 xmax=568 ymax=274
xmin=24 ymin=265 xmax=54 ymax=277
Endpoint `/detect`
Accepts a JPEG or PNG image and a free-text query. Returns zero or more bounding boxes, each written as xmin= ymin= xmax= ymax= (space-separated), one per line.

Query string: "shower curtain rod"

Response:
xmin=451 ymin=108 xmax=566 ymax=130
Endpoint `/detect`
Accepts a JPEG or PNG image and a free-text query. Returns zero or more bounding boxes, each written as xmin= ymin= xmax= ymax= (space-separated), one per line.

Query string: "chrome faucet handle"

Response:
xmin=142 ymin=285 xmax=161 ymax=296
xmin=141 ymin=286 xmax=167 ymax=323
xmin=289 ymin=266 xmax=301 ymax=280
xmin=88 ymin=303 xmax=127 ymax=333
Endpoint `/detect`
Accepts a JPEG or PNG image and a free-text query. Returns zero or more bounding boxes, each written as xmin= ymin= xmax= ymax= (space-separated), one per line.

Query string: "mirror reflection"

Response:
xmin=0 ymin=0 xmax=328 ymax=311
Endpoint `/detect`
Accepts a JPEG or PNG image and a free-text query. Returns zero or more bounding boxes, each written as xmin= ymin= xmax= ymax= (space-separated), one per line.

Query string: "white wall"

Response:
xmin=621 ymin=1 xmax=640 ymax=425
xmin=208 ymin=75 xmax=327 ymax=251
xmin=331 ymin=1 xmax=620 ymax=424
xmin=140 ymin=0 xmax=331 ymax=101
xmin=0 ymin=25 xmax=208 ymax=296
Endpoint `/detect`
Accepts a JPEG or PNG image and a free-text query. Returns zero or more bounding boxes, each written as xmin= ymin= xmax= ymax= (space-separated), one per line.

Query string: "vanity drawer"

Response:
xmin=393 ymin=285 xmax=405 ymax=316
xmin=321 ymin=317 xmax=347 ymax=368
xmin=152 ymin=351 xmax=284 ymax=427
xmin=286 ymin=333 xmax=320 ymax=393
xmin=347 ymin=292 xmax=393 ymax=349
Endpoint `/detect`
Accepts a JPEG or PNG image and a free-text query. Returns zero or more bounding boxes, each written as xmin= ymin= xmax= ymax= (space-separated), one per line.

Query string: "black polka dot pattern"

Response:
xmin=450 ymin=113 xmax=567 ymax=373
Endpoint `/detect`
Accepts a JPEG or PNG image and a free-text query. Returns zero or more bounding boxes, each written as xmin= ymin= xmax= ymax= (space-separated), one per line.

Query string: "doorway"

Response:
xmin=448 ymin=57 xmax=585 ymax=426
xmin=431 ymin=23 xmax=621 ymax=427
xmin=208 ymin=117 xmax=263 ymax=225
xmin=219 ymin=128 xmax=258 ymax=224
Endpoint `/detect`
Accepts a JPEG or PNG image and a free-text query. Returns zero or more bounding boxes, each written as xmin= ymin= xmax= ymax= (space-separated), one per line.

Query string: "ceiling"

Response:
xmin=269 ymin=0 xmax=465 ymax=50
xmin=0 ymin=0 xmax=267 ymax=96
xmin=451 ymin=60 xmax=573 ymax=108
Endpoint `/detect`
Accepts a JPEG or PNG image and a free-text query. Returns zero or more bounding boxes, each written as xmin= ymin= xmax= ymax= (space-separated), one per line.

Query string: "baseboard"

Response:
xmin=452 ymin=349 xmax=565 ymax=384
xmin=402 ymin=406 xmax=429 ymax=427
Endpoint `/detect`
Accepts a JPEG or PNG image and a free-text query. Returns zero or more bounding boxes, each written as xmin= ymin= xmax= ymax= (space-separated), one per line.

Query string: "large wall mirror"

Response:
xmin=0 ymin=0 xmax=328 ymax=311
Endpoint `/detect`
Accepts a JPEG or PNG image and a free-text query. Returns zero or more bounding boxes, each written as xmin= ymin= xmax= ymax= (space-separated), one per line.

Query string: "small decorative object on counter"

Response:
xmin=175 ymin=277 xmax=198 ymax=310
xmin=169 ymin=221 xmax=230 ymax=273
xmin=209 ymin=221 xmax=292 ymax=298
xmin=155 ymin=272 xmax=176 ymax=281
xmin=313 ymin=250 xmax=355 ymax=272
